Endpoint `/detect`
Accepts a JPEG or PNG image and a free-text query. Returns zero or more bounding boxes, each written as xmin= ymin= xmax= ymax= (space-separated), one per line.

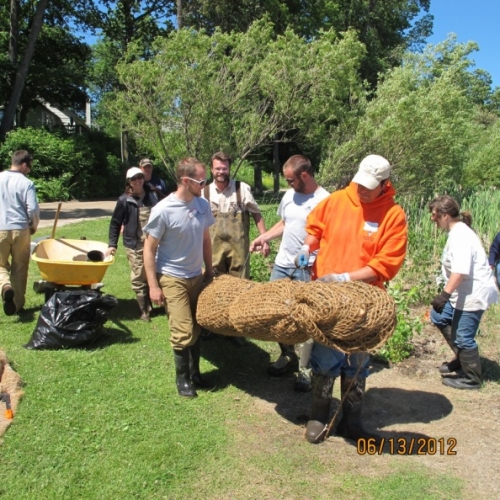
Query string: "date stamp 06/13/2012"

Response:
xmin=357 ymin=437 xmax=458 ymax=456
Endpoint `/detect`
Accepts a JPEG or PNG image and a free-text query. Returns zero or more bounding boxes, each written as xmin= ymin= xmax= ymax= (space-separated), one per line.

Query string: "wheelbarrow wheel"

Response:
xmin=45 ymin=290 xmax=55 ymax=303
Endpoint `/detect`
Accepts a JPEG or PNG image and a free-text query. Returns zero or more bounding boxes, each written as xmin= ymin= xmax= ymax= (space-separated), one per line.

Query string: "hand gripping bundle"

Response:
xmin=197 ymin=274 xmax=396 ymax=353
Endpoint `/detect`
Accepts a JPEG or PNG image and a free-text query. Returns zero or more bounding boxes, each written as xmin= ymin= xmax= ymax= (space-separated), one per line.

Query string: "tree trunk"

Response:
xmin=9 ymin=0 xmax=19 ymax=64
xmin=177 ymin=0 xmax=182 ymax=29
xmin=0 ymin=0 xmax=49 ymax=142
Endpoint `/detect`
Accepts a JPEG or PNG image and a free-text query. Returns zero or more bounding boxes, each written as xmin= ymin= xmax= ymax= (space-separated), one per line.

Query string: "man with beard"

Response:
xmin=249 ymin=155 xmax=329 ymax=391
xmin=202 ymin=152 xmax=268 ymax=345
xmin=144 ymin=157 xmax=215 ymax=398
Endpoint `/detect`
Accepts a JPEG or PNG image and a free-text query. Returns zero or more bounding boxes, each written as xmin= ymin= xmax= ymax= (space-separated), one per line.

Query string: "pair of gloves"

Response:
xmin=294 ymin=245 xmax=350 ymax=282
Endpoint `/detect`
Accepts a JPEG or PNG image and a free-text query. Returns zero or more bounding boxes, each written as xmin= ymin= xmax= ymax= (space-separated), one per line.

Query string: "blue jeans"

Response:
xmin=310 ymin=343 xmax=370 ymax=378
xmin=270 ymin=264 xmax=311 ymax=283
xmin=430 ymin=301 xmax=484 ymax=351
xmin=495 ymin=262 xmax=500 ymax=289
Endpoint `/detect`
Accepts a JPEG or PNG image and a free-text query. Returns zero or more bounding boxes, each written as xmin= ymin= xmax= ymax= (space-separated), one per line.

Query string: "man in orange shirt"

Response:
xmin=295 ymin=154 xmax=407 ymax=444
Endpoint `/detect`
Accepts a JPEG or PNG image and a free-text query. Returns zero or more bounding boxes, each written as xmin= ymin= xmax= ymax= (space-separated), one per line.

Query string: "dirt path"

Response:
xmin=38 ymin=200 xmax=116 ymax=229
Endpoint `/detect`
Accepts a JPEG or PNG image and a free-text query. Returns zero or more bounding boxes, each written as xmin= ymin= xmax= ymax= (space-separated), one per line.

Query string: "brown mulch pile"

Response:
xmin=0 ymin=350 xmax=23 ymax=438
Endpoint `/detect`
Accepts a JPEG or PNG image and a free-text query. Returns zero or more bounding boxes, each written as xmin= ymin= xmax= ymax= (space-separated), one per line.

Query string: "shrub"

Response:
xmin=0 ymin=127 xmax=122 ymax=201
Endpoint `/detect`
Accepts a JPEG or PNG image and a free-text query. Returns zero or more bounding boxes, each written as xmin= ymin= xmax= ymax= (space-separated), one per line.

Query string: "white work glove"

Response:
xmin=317 ymin=273 xmax=351 ymax=283
xmin=294 ymin=245 xmax=310 ymax=268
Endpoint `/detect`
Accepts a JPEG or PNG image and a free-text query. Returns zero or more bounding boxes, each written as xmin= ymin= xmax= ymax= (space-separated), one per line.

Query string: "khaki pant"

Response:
xmin=159 ymin=273 xmax=204 ymax=349
xmin=125 ymin=243 xmax=148 ymax=297
xmin=0 ymin=228 xmax=31 ymax=311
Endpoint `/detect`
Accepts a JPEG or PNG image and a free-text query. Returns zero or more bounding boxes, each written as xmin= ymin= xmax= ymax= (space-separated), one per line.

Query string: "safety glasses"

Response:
xmin=182 ymin=177 xmax=207 ymax=187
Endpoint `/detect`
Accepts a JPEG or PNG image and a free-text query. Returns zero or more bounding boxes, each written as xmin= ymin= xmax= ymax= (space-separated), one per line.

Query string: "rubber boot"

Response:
xmin=336 ymin=375 xmax=381 ymax=443
xmin=268 ymin=343 xmax=299 ymax=376
xmin=173 ymin=348 xmax=197 ymax=398
xmin=136 ymin=294 xmax=151 ymax=322
xmin=438 ymin=325 xmax=460 ymax=375
xmin=189 ymin=338 xmax=214 ymax=389
xmin=295 ymin=339 xmax=313 ymax=392
xmin=442 ymin=347 xmax=482 ymax=390
xmin=2 ymin=285 xmax=16 ymax=316
xmin=305 ymin=373 xmax=335 ymax=443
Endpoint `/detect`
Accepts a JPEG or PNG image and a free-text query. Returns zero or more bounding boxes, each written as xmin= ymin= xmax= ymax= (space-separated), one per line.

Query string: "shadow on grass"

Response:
xmin=109 ymin=297 xmax=165 ymax=322
xmin=482 ymin=356 xmax=500 ymax=382
xmin=200 ymin=336 xmax=454 ymax=451
xmin=83 ymin=325 xmax=139 ymax=350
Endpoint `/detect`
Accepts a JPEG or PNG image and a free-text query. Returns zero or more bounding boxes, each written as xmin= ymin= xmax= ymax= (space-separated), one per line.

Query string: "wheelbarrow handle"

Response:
xmin=51 ymin=203 xmax=62 ymax=240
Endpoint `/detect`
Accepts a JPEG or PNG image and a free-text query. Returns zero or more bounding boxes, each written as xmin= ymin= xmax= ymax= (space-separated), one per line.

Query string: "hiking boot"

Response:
xmin=2 ymin=286 xmax=16 ymax=316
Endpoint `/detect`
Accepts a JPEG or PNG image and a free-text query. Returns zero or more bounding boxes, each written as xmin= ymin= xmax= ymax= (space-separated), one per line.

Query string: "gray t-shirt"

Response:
xmin=144 ymin=193 xmax=215 ymax=278
xmin=275 ymin=187 xmax=330 ymax=268
xmin=0 ymin=170 xmax=40 ymax=230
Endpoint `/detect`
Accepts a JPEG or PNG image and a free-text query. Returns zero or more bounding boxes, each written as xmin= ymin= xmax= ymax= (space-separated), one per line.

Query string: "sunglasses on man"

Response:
xmin=182 ymin=176 xmax=207 ymax=187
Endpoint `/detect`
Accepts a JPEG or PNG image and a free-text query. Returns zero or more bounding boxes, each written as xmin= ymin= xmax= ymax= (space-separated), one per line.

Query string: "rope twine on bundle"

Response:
xmin=197 ymin=274 xmax=396 ymax=353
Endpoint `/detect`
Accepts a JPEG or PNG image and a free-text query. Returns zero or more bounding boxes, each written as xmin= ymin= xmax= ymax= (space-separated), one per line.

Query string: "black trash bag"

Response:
xmin=25 ymin=290 xmax=118 ymax=350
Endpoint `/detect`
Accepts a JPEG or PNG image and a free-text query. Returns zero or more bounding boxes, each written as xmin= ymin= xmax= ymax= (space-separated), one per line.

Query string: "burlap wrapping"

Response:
xmin=197 ymin=275 xmax=396 ymax=353
xmin=0 ymin=350 xmax=23 ymax=438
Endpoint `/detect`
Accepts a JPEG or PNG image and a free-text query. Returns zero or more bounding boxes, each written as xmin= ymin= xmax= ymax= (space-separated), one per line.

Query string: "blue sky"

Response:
xmin=426 ymin=0 xmax=499 ymax=87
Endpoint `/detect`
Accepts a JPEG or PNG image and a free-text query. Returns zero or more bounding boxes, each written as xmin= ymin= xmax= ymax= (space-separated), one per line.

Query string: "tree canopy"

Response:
xmin=111 ymin=20 xmax=365 ymax=177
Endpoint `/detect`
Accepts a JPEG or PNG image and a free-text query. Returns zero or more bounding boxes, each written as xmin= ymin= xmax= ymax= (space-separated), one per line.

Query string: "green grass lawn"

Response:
xmin=0 ymin=218 xmax=464 ymax=499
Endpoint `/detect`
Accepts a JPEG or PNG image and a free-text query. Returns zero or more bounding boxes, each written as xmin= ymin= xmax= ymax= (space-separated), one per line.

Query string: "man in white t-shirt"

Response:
xmin=144 ymin=157 xmax=215 ymax=398
xmin=250 ymin=155 xmax=329 ymax=391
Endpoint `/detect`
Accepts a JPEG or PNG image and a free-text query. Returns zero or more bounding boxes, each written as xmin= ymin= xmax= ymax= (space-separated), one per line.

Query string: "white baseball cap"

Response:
xmin=352 ymin=155 xmax=391 ymax=190
xmin=126 ymin=167 xmax=144 ymax=179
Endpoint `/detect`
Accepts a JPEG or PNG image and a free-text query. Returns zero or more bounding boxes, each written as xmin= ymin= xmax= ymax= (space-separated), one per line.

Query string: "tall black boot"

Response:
xmin=268 ymin=343 xmax=299 ymax=376
xmin=189 ymin=338 xmax=214 ymax=389
xmin=442 ymin=347 xmax=482 ymax=390
xmin=136 ymin=294 xmax=151 ymax=322
xmin=305 ymin=373 xmax=335 ymax=444
xmin=438 ymin=325 xmax=460 ymax=375
xmin=336 ymin=375 xmax=380 ymax=443
xmin=173 ymin=348 xmax=197 ymax=398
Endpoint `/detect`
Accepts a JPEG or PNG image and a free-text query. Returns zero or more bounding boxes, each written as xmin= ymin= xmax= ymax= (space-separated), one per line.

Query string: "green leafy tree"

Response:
xmin=319 ymin=37 xmax=495 ymax=195
xmin=111 ymin=20 xmax=365 ymax=178
xmin=178 ymin=0 xmax=433 ymax=86
xmin=0 ymin=0 xmax=96 ymax=140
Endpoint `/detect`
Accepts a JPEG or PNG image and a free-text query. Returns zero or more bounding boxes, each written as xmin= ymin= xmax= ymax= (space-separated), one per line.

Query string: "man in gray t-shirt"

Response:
xmin=0 ymin=150 xmax=39 ymax=316
xmin=250 ymin=155 xmax=329 ymax=391
xmin=144 ymin=157 xmax=215 ymax=398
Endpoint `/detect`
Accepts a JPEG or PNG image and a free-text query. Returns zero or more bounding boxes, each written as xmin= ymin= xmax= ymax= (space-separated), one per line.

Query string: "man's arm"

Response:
xmin=27 ymin=184 xmax=40 ymax=234
xmin=249 ymin=220 xmax=285 ymax=253
xmin=202 ymin=228 xmax=213 ymax=276
xmin=144 ymin=233 xmax=164 ymax=306
xmin=251 ymin=212 xmax=267 ymax=234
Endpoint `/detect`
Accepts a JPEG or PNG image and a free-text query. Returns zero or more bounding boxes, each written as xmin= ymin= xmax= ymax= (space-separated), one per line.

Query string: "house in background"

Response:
xmin=12 ymin=100 xmax=92 ymax=134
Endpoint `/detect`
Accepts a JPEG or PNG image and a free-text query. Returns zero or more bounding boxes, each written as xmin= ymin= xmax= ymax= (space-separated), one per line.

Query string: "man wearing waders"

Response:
xmin=203 ymin=152 xmax=268 ymax=345
xmin=249 ymin=155 xmax=329 ymax=391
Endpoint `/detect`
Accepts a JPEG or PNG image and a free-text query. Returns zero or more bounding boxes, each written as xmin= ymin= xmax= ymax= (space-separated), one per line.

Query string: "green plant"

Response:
xmin=378 ymin=284 xmax=424 ymax=363
xmin=33 ymin=172 xmax=74 ymax=202
xmin=0 ymin=127 xmax=122 ymax=201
